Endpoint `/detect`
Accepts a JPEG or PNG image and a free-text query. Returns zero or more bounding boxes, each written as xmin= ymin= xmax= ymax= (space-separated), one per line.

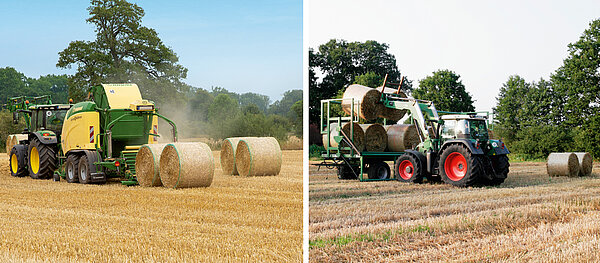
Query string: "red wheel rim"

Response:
xmin=398 ymin=160 xmax=414 ymax=180
xmin=444 ymin=152 xmax=467 ymax=181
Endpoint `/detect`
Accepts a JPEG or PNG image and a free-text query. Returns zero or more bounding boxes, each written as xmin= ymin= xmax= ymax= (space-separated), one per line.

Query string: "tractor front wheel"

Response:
xmin=10 ymin=145 xmax=28 ymax=177
xmin=395 ymin=154 xmax=423 ymax=183
xmin=439 ymin=144 xmax=482 ymax=187
xmin=28 ymin=138 xmax=57 ymax=179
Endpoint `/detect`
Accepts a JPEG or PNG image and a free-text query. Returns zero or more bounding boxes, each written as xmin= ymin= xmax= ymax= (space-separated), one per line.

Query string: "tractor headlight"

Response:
xmin=136 ymin=105 xmax=154 ymax=111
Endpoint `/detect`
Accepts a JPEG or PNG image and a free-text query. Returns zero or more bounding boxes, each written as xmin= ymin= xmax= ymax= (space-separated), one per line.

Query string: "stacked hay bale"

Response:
xmin=359 ymin=124 xmax=387 ymax=152
xmin=6 ymin=135 xmax=13 ymax=155
xmin=160 ymin=142 xmax=214 ymax=188
xmin=323 ymin=122 xmax=365 ymax=152
xmin=6 ymin=134 xmax=27 ymax=155
xmin=385 ymin=124 xmax=420 ymax=152
xmin=547 ymin=153 xmax=580 ymax=177
xmin=220 ymin=137 xmax=250 ymax=175
xmin=341 ymin=84 xmax=382 ymax=120
xmin=135 ymin=144 xmax=168 ymax=187
xmin=573 ymin=152 xmax=593 ymax=176
xmin=235 ymin=137 xmax=282 ymax=176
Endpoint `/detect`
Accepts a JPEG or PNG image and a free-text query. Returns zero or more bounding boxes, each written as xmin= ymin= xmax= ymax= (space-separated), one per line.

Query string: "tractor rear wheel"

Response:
xmin=439 ymin=144 xmax=482 ymax=187
xmin=28 ymin=138 xmax=57 ymax=179
xmin=395 ymin=154 xmax=423 ymax=183
xmin=65 ymin=154 xmax=80 ymax=183
xmin=10 ymin=145 xmax=28 ymax=177
xmin=367 ymin=161 xmax=390 ymax=180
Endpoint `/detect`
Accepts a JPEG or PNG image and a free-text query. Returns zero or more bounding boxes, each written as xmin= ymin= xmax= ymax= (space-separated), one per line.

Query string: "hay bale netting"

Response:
xmin=5 ymin=135 xmax=14 ymax=155
xmin=235 ymin=137 xmax=282 ymax=176
xmin=323 ymin=122 xmax=365 ymax=151
xmin=135 ymin=143 xmax=169 ymax=187
xmin=573 ymin=152 xmax=593 ymax=176
xmin=385 ymin=124 xmax=420 ymax=152
xmin=159 ymin=142 xmax=214 ymax=188
xmin=359 ymin=124 xmax=387 ymax=152
xmin=341 ymin=84 xmax=382 ymax=120
xmin=220 ymin=137 xmax=252 ymax=175
xmin=547 ymin=153 xmax=580 ymax=177
xmin=377 ymin=87 xmax=408 ymax=122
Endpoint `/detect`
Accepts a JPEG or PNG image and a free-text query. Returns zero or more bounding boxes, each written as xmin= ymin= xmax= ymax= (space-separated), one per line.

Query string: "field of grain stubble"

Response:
xmin=0 ymin=150 xmax=302 ymax=262
xmin=310 ymin=161 xmax=600 ymax=262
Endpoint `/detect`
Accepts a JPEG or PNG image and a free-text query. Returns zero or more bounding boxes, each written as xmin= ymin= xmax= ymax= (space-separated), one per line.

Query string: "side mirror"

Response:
xmin=12 ymin=112 xmax=18 ymax=124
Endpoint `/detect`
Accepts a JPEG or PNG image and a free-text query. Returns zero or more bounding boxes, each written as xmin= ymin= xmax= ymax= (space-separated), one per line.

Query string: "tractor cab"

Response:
xmin=28 ymin=105 xmax=72 ymax=136
xmin=440 ymin=114 xmax=489 ymax=141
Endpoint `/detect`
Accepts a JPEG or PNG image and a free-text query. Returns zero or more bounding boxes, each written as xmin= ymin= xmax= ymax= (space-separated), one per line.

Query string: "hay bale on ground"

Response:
xmin=323 ymin=122 xmax=365 ymax=152
xmin=12 ymin=134 xmax=27 ymax=146
xmin=573 ymin=152 xmax=593 ymax=176
xmin=359 ymin=124 xmax=387 ymax=152
xmin=159 ymin=142 xmax=214 ymax=188
xmin=547 ymin=153 xmax=580 ymax=177
xmin=385 ymin=124 xmax=420 ymax=152
xmin=235 ymin=137 xmax=282 ymax=176
xmin=342 ymin=84 xmax=382 ymax=120
xmin=377 ymin=87 xmax=408 ymax=122
xmin=6 ymin=135 xmax=14 ymax=155
xmin=135 ymin=144 xmax=168 ymax=187
xmin=220 ymin=137 xmax=252 ymax=175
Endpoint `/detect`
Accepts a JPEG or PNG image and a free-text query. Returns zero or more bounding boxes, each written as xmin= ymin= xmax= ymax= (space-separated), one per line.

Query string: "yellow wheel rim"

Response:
xmin=30 ymin=147 xmax=39 ymax=174
xmin=11 ymin=153 xmax=17 ymax=173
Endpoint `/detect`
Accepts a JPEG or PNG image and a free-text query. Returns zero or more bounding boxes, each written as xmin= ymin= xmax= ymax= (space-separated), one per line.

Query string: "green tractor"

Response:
xmin=7 ymin=96 xmax=72 ymax=179
xmin=318 ymin=81 xmax=510 ymax=187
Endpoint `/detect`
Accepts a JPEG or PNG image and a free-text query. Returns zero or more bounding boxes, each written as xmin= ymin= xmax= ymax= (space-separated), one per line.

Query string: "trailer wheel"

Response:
xmin=28 ymin=138 xmax=57 ymax=179
xmin=367 ymin=161 xmax=390 ymax=180
xmin=10 ymin=145 xmax=28 ymax=177
xmin=65 ymin=154 xmax=80 ymax=183
xmin=78 ymin=155 xmax=92 ymax=184
xmin=338 ymin=165 xmax=358 ymax=180
xmin=395 ymin=154 xmax=423 ymax=183
xmin=439 ymin=144 xmax=481 ymax=187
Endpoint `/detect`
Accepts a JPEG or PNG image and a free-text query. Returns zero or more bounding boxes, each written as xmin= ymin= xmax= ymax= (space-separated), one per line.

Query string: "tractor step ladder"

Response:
xmin=121 ymin=147 xmax=141 ymax=176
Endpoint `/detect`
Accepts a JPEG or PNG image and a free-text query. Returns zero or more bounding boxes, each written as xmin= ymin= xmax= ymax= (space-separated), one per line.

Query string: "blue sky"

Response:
xmin=0 ymin=0 xmax=302 ymax=102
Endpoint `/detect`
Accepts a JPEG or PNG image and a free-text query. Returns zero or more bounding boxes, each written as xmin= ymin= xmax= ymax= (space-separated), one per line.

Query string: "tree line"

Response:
xmin=309 ymin=18 xmax=600 ymax=159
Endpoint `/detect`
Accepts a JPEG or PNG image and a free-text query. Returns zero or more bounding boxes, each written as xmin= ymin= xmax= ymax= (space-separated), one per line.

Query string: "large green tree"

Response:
xmin=57 ymin=0 xmax=188 ymax=103
xmin=413 ymin=69 xmax=475 ymax=112
xmin=0 ymin=67 xmax=70 ymax=103
xmin=309 ymin=40 xmax=412 ymax=123
xmin=551 ymin=18 xmax=600 ymax=156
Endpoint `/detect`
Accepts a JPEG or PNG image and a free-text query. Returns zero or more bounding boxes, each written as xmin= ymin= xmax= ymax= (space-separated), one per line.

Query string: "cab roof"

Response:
xmin=441 ymin=114 xmax=487 ymax=121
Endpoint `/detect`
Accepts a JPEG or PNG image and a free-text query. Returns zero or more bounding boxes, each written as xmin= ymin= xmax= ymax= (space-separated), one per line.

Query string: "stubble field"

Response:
xmin=0 ymin=150 xmax=302 ymax=262
xmin=310 ymin=160 xmax=600 ymax=262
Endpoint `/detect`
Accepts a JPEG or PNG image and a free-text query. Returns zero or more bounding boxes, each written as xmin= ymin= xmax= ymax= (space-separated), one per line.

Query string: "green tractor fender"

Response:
xmin=488 ymin=139 xmax=510 ymax=155
xmin=30 ymin=131 xmax=58 ymax=145
xmin=439 ymin=140 xmax=485 ymax=156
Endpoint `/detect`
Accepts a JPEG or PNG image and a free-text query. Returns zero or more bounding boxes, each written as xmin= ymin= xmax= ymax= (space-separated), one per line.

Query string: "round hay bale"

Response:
xmin=341 ymin=84 xmax=381 ymax=120
xmin=6 ymin=135 xmax=14 ymax=155
xmin=573 ymin=152 xmax=593 ymax=176
xmin=12 ymin=134 xmax=27 ymax=146
xmin=547 ymin=153 xmax=580 ymax=177
xmin=377 ymin=87 xmax=408 ymax=122
xmin=135 ymin=143 xmax=169 ymax=187
xmin=159 ymin=142 xmax=214 ymax=188
xmin=359 ymin=124 xmax=387 ymax=152
xmin=220 ymin=137 xmax=251 ymax=175
xmin=323 ymin=122 xmax=365 ymax=151
xmin=235 ymin=137 xmax=282 ymax=176
xmin=385 ymin=124 xmax=420 ymax=152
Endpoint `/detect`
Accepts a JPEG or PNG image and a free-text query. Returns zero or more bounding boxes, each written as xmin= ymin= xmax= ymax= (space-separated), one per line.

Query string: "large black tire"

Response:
xmin=78 ymin=151 xmax=105 ymax=184
xmin=28 ymin=138 xmax=57 ymax=179
xmin=367 ymin=161 xmax=391 ymax=180
xmin=65 ymin=154 xmax=80 ymax=183
xmin=395 ymin=154 xmax=424 ymax=183
xmin=488 ymin=155 xmax=510 ymax=186
xmin=337 ymin=165 xmax=358 ymax=180
xmin=9 ymin=145 xmax=28 ymax=177
xmin=439 ymin=144 xmax=482 ymax=187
